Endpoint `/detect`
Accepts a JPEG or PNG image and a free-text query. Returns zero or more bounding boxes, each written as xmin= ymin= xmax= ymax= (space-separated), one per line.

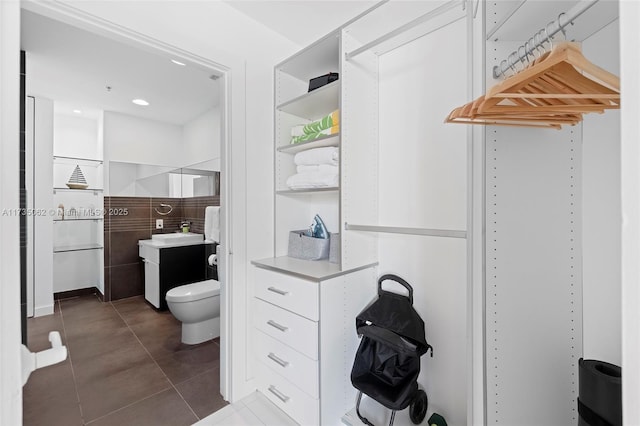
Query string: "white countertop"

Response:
xmin=138 ymin=236 xmax=213 ymax=249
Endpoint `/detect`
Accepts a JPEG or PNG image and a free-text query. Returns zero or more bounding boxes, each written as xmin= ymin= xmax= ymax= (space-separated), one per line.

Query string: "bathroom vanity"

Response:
xmin=138 ymin=233 xmax=216 ymax=310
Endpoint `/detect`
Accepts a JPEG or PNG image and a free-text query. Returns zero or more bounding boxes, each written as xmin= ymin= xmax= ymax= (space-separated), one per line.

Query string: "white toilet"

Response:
xmin=166 ymin=205 xmax=221 ymax=345
xmin=166 ymin=279 xmax=220 ymax=344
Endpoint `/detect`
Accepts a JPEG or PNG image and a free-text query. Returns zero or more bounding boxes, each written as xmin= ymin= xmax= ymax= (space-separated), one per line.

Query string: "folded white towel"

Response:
xmin=294 ymin=147 xmax=339 ymax=166
xmin=205 ymin=206 xmax=220 ymax=243
xmin=296 ymin=164 xmax=339 ymax=174
xmin=286 ymin=172 xmax=339 ymax=189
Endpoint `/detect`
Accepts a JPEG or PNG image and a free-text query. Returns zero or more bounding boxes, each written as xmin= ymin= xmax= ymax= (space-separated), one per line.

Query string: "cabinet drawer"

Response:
xmin=254 ymin=329 xmax=319 ymax=398
xmin=258 ymin=362 xmax=319 ymax=426
xmin=254 ymin=299 xmax=318 ymax=360
xmin=254 ymin=267 xmax=319 ymax=321
xmin=139 ymin=243 xmax=159 ymax=263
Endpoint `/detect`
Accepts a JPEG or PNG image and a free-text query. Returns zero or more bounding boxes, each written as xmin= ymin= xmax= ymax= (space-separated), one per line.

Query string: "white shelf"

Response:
xmin=276 ymin=187 xmax=339 ymax=195
xmin=53 ymin=187 xmax=103 ymax=193
xmin=53 ymin=243 xmax=103 ymax=253
xmin=252 ymin=256 xmax=377 ymax=282
xmin=277 ymin=80 xmax=339 ymax=120
xmin=276 ymin=32 xmax=340 ymax=82
xmin=53 ymin=155 xmax=103 ymax=165
xmin=277 ymin=134 xmax=340 ymax=154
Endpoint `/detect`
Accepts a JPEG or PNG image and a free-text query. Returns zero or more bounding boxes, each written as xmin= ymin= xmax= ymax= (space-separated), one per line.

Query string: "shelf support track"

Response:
xmin=345 ymin=223 xmax=467 ymax=239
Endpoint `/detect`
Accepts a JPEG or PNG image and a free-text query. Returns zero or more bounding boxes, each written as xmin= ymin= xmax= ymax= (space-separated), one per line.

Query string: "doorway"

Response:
xmin=19 ymin=3 xmax=233 ymax=423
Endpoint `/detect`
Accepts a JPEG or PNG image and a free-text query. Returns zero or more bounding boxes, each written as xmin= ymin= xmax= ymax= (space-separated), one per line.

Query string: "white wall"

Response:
xmin=182 ymin=106 xmax=220 ymax=169
xmin=620 ymin=1 xmax=640 ymax=422
xmin=377 ymin=18 xmax=468 ymax=426
xmin=104 ymin=111 xmax=182 ymax=166
xmin=581 ymin=20 xmax=621 ymax=366
xmin=108 ymin=161 xmax=137 ymax=196
xmin=32 ymin=97 xmax=55 ymax=316
xmin=0 ymin=2 xmax=23 ymax=423
xmin=103 ymin=111 xmax=182 ymax=195
xmin=53 ymin=112 xmax=100 ymax=160
xmin=105 ymin=108 xmax=220 ymax=195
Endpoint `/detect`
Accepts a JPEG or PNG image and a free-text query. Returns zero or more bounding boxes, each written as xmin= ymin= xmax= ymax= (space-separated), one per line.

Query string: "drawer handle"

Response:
xmin=268 ymin=385 xmax=290 ymax=403
xmin=267 ymin=286 xmax=289 ymax=296
xmin=267 ymin=352 xmax=290 ymax=368
xmin=267 ymin=320 xmax=288 ymax=332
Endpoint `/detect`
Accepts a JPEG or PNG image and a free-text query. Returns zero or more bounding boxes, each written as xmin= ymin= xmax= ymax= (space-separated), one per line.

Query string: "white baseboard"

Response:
xmin=34 ymin=304 xmax=54 ymax=317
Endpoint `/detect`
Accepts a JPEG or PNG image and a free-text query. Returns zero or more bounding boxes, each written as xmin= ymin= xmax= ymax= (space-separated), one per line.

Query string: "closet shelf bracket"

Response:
xmin=345 ymin=223 xmax=467 ymax=239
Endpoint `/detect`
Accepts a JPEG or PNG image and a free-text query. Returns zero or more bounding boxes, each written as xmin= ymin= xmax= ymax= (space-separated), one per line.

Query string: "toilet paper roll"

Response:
xmin=578 ymin=358 xmax=621 ymax=426
xmin=208 ymin=254 xmax=217 ymax=266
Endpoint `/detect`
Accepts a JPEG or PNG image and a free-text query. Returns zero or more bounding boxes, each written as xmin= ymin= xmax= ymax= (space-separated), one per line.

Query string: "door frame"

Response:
xmin=2 ymin=1 xmax=249 ymax=422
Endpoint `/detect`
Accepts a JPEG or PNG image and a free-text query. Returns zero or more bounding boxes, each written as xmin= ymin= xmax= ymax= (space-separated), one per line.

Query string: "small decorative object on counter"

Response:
xmin=181 ymin=221 xmax=190 ymax=233
xmin=66 ymin=165 xmax=89 ymax=189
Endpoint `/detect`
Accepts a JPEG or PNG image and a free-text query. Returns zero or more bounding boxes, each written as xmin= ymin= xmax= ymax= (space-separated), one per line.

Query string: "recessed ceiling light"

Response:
xmin=73 ymin=109 xmax=82 ymax=114
xmin=132 ymin=99 xmax=149 ymax=106
xmin=171 ymin=59 xmax=186 ymax=66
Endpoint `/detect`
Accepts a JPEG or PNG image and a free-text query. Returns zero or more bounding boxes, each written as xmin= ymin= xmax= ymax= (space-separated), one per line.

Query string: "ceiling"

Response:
xmin=21 ymin=10 xmax=220 ymax=126
xmin=20 ymin=2 xmax=378 ymax=125
xmin=223 ymin=1 xmax=378 ymax=47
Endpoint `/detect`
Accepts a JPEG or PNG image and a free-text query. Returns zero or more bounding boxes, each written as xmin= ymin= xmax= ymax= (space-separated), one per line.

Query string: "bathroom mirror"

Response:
xmin=109 ymin=160 xmax=220 ymax=198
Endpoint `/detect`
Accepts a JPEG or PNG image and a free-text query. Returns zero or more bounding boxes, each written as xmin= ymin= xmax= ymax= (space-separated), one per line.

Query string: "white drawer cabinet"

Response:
xmin=255 ymin=329 xmax=319 ymax=398
xmin=254 ymin=267 xmax=319 ymax=321
xmin=254 ymin=298 xmax=318 ymax=360
xmin=258 ymin=361 xmax=320 ymax=426
xmin=252 ymin=260 xmax=376 ymax=426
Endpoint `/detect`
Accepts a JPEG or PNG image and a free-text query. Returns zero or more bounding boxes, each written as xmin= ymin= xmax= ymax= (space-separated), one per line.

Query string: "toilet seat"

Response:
xmin=166 ymin=279 xmax=220 ymax=303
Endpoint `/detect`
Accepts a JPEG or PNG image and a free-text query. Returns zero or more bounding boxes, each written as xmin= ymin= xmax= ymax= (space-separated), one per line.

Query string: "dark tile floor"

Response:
xmin=23 ymin=295 xmax=227 ymax=426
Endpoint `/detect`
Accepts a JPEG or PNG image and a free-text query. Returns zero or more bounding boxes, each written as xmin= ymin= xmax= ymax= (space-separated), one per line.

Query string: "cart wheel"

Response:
xmin=409 ymin=389 xmax=428 ymax=424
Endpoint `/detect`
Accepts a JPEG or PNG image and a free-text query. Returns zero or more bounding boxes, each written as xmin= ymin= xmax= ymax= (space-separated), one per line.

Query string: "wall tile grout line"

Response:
xmin=57 ymin=297 xmax=88 ymax=424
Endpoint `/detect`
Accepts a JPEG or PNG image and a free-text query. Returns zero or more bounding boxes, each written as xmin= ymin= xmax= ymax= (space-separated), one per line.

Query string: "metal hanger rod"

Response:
xmin=345 ymin=0 xmax=465 ymax=61
xmin=345 ymin=223 xmax=467 ymax=239
xmin=492 ymin=0 xmax=599 ymax=79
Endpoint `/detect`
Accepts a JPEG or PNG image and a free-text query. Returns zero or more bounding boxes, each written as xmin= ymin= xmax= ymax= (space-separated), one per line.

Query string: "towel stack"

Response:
xmin=290 ymin=110 xmax=340 ymax=144
xmin=286 ymin=147 xmax=339 ymax=190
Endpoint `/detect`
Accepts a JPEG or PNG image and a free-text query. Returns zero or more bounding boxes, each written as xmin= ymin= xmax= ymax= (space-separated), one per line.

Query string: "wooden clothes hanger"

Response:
xmin=445 ymin=41 xmax=620 ymax=129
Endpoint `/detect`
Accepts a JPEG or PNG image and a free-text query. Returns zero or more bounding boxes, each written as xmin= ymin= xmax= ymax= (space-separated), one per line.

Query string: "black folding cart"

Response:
xmin=351 ymin=274 xmax=433 ymax=426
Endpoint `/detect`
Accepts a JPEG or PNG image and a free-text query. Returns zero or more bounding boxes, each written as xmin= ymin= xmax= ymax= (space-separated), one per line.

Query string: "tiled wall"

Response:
xmin=103 ymin=195 xmax=219 ymax=302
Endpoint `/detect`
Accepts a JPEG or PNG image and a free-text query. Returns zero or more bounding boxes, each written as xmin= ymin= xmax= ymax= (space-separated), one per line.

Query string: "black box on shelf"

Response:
xmin=308 ymin=72 xmax=339 ymax=92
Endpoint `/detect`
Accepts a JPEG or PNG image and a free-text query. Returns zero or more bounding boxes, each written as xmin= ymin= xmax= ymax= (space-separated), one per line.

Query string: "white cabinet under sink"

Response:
xmin=143 ymin=257 xmax=160 ymax=308
xmin=138 ymin=238 xmax=213 ymax=310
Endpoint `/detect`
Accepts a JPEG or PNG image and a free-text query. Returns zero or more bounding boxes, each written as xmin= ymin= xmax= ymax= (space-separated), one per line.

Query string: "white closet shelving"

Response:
xmin=253 ymin=1 xmax=475 ymax=425
xmin=52 ymin=155 xmax=104 ymax=293
xmin=252 ymin=26 xmax=379 ymax=426
xmin=483 ymin=1 xmax=621 ymax=425
xmin=276 ymin=80 xmax=340 ymax=119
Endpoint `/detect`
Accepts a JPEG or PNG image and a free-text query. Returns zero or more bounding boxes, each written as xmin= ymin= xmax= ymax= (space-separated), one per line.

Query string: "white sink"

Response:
xmin=151 ymin=232 xmax=204 ymax=244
